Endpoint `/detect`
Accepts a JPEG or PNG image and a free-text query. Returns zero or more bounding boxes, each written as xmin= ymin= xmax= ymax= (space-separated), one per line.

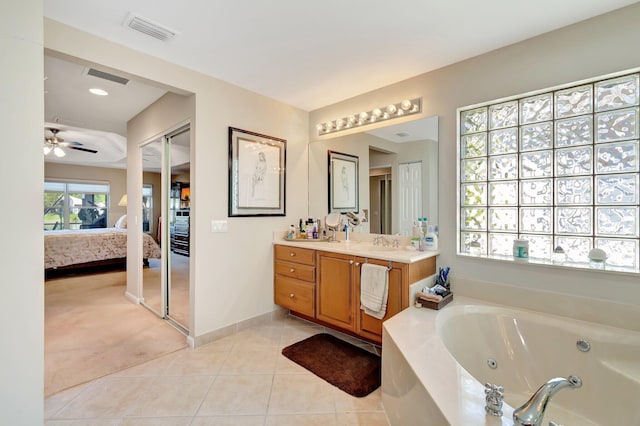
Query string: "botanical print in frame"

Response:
xmin=328 ymin=150 xmax=359 ymax=213
xmin=229 ymin=127 xmax=286 ymax=216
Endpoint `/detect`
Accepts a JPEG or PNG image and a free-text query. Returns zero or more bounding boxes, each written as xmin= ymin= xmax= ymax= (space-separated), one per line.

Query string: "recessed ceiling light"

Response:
xmin=89 ymin=88 xmax=109 ymax=96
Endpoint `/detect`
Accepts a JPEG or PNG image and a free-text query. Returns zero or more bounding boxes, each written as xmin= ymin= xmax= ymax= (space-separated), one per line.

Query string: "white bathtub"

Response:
xmin=382 ymin=296 xmax=640 ymax=425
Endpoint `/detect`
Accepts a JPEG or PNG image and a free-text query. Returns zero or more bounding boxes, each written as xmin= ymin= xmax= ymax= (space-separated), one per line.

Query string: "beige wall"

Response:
xmin=0 ymin=0 xmax=44 ymax=422
xmin=310 ymin=3 xmax=640 ymax=306
xmin=45 ymin=19 xmax=310 ymax=342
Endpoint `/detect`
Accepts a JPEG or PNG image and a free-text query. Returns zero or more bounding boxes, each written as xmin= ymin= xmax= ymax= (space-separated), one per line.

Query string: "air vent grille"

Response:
xmin=87 ymin=68 xmax=130 ymax=85
xmin=125 ymin=13 xmax=177 ymax=41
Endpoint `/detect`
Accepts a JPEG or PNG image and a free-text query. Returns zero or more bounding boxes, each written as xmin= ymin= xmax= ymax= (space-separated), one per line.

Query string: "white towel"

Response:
xmin=360 ymin=263 xmax=389 ymax=320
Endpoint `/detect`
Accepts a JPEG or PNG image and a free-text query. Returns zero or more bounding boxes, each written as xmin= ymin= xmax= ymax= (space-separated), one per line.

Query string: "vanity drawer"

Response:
xmin=275 ymin=260 xmax=315 ymax=282
xmin=274 ymin=245 xmax=315 ymax=266
xmin=274 ymin=276 xmax=315 ymax=317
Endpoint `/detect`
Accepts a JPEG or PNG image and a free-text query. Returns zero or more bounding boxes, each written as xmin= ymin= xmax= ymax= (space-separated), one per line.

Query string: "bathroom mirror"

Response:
xmin=308 ymin=115 xmax=438 ymax=235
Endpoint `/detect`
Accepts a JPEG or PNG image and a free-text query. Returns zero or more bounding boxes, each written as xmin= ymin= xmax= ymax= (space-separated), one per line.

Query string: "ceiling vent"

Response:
xmin=395 ymin=131 xmax=410 ymax=137
xmin=87 ymin=68 xmax=130 ymax=86
xmin=124 ymin=13 xmax=178 ymax=41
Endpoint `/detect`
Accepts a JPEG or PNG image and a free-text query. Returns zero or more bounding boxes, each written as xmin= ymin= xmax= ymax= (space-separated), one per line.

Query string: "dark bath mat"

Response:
xmin=281 ymin=333 xmax=381 ymax=397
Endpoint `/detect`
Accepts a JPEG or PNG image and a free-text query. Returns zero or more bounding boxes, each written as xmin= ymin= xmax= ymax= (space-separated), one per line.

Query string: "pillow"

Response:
xmin=115 ymin=214 xmax=127 ymax=229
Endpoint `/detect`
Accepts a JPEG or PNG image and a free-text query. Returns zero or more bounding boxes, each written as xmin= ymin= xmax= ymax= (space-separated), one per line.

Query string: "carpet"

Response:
xmin=45 ymin=270 xmax=187 ymax=396
xmin=281 ymin=333 xmax=381 ymax=397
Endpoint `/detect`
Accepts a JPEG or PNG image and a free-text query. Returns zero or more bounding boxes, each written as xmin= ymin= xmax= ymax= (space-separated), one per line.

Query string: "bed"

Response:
xmin=44 ymin=227 xmax=162 ymax=271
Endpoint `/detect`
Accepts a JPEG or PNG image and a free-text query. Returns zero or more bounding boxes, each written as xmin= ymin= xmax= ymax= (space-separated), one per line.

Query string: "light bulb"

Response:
xmin=386 ymin=104 xmax=397 ymax=115
xmin=43 ymin=145 xmax=52 ymax=155
xmin=316 ymin=123 xmax=325 ymax=132
xmin=53 ymin=146 xmax=66 ymax=157
xmin=336 ymin=118 xmax=345 ymax=129
xmin=372 ymin=108 xmax=382 ymax=118
xmin=401 ymin=100 xmax=412 ymax=111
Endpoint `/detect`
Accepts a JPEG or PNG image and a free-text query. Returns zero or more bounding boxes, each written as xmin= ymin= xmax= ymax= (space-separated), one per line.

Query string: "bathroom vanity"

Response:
xmin=274 ymin=239 xmax=438 ymax=344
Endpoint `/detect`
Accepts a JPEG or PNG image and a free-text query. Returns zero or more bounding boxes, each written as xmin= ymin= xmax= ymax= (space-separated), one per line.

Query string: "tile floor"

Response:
xmin=45 ymin=315 xmax=390 ymax=425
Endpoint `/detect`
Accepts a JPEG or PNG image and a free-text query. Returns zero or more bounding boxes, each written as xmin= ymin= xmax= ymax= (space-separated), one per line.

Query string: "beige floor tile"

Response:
xmin=229 ymin=327 xmax=284 ymax=351
xmin=45 ymin=420 xmax=120 ymax=425
xmin=197 ymin=374 xmax=273 ymax=416
xmin=279 ymin=324 xmax=324 ymax=348
xmin=218 ymin=347 xmax=279 ymax=375
xmin=110 ymin=350 xmax=183 ymax=378
xmin=45 ymin=382 xmax=91 ymax=419
xmin=191 ymin=416 xmax=265 ymax=426
xmin=52 ymin=377 xmax=153 ymax=419
xmin=126 ymin=375 xmax=213 ymax=417
xmin=265 ymin=413 xmax=338 ymax=426
xmin=119 ymin=417 xmax=192 ymax=425
xmin=274 ymin=352 xmax=310 ymax=374
xmin=268 ymin=373 xmax=336 ymax=415
xmin=333 ymin=387 xmax=384 ymax=412
xmin=335 ymin=411 xmax=390 ymax=425
xmin=162 ymin=349 xmax=229 ymax=376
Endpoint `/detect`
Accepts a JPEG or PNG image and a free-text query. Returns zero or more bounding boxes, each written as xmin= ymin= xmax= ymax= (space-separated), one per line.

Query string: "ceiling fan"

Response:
xmin=44 ymin=128 xmax=98 ymax=157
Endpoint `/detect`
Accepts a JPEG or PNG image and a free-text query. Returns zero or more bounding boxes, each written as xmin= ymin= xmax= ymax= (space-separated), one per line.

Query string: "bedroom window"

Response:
xmin=44 ymin=181 xmax=110 ymax=230
xmin=457 ymin=70 xmax=640 ymax=272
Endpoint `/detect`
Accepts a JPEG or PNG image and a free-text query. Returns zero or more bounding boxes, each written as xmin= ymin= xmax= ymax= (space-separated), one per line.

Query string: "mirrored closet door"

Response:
xmin=140 ymin=125 xmax=190 ymax=333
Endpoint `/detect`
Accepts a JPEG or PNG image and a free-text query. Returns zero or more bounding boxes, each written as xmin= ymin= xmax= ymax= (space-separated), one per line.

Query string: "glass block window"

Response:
xmin=459 ymin=72 xmax=640 ymax=270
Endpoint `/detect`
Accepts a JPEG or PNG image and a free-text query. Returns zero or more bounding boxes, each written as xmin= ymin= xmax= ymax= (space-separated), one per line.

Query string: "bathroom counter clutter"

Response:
xmin=275 ymin=238 xmax=439 ymax=264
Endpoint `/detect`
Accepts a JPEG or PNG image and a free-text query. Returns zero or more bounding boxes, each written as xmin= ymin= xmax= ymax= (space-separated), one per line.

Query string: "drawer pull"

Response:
xmin=349 ymin=260 xmax=354 ymax=265
xmin=289 ymin=293 xmax=295 ymax=298
xmin=290 ymin=268 xmax=295 ymax=273
xmin=290 ymin=252 xmax=295 ymax=257
xmin=355 ymin=262 xmax=360 ymax=266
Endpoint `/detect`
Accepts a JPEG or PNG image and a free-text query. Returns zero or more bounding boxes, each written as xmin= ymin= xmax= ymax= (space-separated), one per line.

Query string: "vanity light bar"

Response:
xmin=316 ymin=98 xmax=422 ymax=136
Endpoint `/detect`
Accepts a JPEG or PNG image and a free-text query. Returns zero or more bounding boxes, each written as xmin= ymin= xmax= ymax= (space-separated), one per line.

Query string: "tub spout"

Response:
xmin=513 ymin=375 xmax=582 ymax=426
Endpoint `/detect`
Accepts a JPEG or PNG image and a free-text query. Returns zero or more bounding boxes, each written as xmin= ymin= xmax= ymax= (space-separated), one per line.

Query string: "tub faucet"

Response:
xmin=513 ymin=375 xmax=582 ymax=426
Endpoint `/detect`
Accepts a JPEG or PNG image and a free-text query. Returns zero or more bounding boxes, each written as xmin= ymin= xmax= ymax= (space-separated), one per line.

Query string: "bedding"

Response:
xmin=44 ymin=227 xmax=162 ymax=269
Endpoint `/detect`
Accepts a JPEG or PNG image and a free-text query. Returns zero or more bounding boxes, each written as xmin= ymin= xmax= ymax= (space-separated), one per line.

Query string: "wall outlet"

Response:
xmin=211 ymin=220 xmax=228 ymax=233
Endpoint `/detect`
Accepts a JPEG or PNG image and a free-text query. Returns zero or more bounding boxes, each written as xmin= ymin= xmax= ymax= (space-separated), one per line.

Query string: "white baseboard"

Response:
xmin=124 ymin=291 xmax=140 ymax=304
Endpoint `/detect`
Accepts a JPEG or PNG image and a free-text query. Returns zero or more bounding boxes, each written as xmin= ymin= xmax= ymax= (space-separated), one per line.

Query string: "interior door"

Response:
xmin=166 ymin=127 xmax=190 ymax=331
xmin=140 ymin=139 xmax=164 ymax=318
xmin=398 ymin=162 xmax=422 ymax=235
xmin=139 ymin=125 xmax=190 ymax=334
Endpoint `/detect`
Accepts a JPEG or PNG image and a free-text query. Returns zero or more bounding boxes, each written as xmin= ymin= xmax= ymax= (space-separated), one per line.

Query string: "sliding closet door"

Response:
xmin=140 ymin=139 xmax=165 ymax=317
xmin=166 ymin=127 xmax=190 ymax=331
xmin=139 ymin=125 xmax=190 ymax=334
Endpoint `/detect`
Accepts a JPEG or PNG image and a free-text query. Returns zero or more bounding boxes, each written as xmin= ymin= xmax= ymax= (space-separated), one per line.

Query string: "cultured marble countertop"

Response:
xmin=274 ymin=237 xmax=439 ymax=263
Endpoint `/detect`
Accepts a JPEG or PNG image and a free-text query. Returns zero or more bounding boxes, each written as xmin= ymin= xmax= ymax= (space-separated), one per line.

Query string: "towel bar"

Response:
xmin=363 ymin=257 xmax=393 ymax=270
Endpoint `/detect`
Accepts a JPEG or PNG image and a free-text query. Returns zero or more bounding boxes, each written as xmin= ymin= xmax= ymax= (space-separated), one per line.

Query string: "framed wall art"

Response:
xmin=228 ymin=127 xmax=286 ymax=216
xmin=328 ymin=150 xmax=358 ymax=213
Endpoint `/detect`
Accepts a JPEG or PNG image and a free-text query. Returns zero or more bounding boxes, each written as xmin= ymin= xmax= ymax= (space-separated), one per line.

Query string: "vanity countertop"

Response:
xmin=274 ymin=238 xmax=439 ymax=264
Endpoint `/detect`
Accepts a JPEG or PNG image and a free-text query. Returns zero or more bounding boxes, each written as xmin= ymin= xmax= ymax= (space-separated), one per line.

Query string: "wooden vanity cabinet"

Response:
xmin=273 ymin=245 xmax=316 ymax=317
xmin=273 ymin=244 xmax=436 ymax=345
xmin=315 ymin=251 xmax=357 ymax=331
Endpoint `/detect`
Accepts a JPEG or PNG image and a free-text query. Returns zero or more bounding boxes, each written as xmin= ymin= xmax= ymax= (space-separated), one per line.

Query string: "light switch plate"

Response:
xmin=211 ymin=220 xmax=228 ymax=233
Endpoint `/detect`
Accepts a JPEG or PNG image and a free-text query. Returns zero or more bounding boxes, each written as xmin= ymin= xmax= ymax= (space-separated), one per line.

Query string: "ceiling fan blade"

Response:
xmin=69 ymin=146 xmax=98 ymax=154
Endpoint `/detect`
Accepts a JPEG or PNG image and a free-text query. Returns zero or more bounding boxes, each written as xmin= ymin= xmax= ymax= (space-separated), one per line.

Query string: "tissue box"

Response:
xmin=418 ymin=292 xmax=453 ymax=310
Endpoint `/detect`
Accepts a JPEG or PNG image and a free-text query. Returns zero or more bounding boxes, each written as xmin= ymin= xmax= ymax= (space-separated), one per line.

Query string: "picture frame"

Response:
xmin=229 ymin=127 xmax=286 ymax=216
xmin=328 ymin=150 xmax=359 ymax=213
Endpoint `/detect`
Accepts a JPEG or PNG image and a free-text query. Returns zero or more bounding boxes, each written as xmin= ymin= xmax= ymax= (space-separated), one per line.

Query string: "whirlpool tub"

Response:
xmin=382 ymin=295 xmax=640 ymax=425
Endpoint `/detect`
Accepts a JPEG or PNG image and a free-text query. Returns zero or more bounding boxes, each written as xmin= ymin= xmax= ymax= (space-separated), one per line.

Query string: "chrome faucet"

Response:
xmin=373 ymin=235 xmax=390 ymax=247
xmin=513 ymin=375 xmax=582 ymax=426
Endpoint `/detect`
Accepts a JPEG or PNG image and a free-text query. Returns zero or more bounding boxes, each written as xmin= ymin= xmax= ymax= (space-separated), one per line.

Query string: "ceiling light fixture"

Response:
xmin=89 ymin=88 xmax=109 ymax=96
xmin=316 ymin=98 xmax=422 ymax=136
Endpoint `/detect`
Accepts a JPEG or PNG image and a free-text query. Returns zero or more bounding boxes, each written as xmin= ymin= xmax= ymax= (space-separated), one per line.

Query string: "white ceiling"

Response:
xmin=43 ymin=0 xmax=638 ymax=112
xmin=42 ymin=1 xmax=637 ymax=167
